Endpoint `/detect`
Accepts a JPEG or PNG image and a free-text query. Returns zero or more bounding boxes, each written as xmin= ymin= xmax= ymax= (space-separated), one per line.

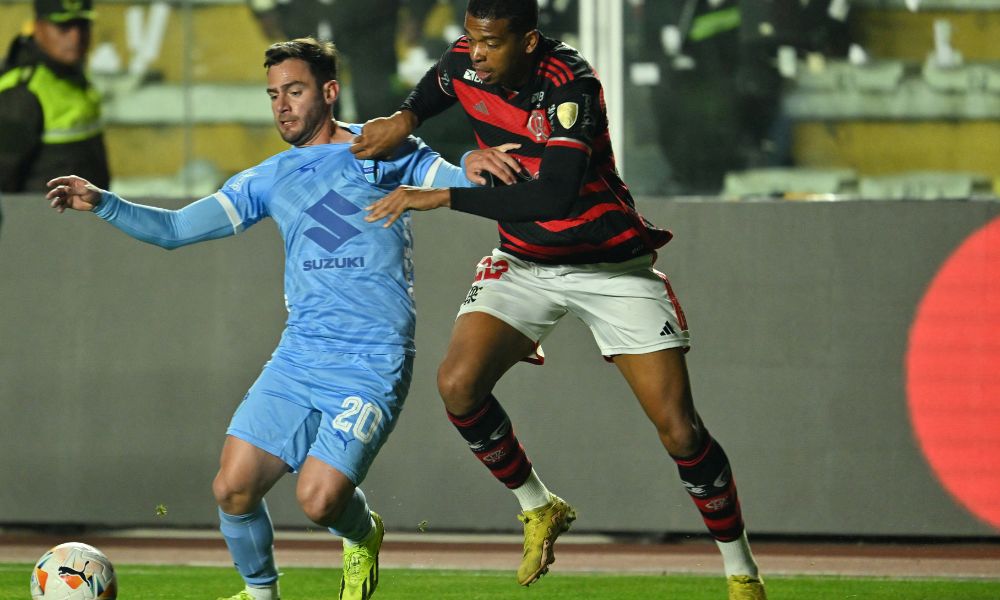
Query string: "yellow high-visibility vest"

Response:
xmin=0 ymin=61 xmax=103 ymax=145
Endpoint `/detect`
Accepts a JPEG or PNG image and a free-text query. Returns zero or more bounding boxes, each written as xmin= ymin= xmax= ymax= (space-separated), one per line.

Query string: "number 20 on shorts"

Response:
xmin=332 ymin=396 xmax=384 ymax=444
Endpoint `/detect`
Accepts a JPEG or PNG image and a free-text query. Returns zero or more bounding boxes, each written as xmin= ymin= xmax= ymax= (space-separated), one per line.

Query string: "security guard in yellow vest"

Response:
xmin=0 ymin=0 xmax=109 ymax=194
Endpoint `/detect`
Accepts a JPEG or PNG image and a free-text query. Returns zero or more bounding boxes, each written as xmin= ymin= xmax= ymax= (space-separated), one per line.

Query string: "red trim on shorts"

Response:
xmin=656 ymin=271 xmax=688 ymax=331
xmin=521 ymin=341 xmax=545 ymax=365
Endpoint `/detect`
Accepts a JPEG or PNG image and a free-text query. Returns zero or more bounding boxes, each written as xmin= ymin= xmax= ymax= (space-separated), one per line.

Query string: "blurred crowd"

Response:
xmin=13 ymin=1 xmax=971 ymax=202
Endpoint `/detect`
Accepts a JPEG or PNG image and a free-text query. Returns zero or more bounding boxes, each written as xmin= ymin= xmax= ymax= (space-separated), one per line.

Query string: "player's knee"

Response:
xmin=212 ymin=474 xmax=258 ymax=515
xmin=296 ymin=479 xmax=347 ymax=526
xmin=437 ymin=362 xmax=488 ymax=413
xmin=657 ymin=420 xmax=704 ymax=458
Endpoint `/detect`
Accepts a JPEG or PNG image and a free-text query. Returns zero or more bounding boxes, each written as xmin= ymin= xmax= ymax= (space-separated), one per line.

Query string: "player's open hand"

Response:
xmin=45 ymin=175 xmax=103 ymax=213
xmin=464 ymin=143 xmax=523 ymax=185
xmin=365 ymin=186 xmax=450 ymax=228
xmin=350 ymin=111 xmax=417 ymax=160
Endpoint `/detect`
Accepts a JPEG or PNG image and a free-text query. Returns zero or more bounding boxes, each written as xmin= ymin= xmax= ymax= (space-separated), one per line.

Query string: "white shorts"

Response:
xmin=455 ymin=249 xmax=691 ymax=361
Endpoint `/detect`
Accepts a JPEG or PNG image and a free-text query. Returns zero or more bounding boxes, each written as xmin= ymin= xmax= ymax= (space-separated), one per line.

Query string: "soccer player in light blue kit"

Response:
xmin=45 ymin=38 xmax=497 ymax=600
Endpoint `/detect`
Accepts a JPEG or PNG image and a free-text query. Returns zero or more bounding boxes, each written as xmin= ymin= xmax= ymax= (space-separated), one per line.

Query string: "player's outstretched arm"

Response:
xmin=350 ymin=110 xmax=419 ymax=160
xmin=46 ymin=175 xmax=241 ymax=250
xmin=46 ymin=175 xmax=102 ymax=213
xmin=365 ymin=186 xmax=450 ymax=228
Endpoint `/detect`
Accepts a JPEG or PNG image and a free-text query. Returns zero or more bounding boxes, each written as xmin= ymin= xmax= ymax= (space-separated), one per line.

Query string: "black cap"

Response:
xmin=34 ymin=0 xmax=95 ymax=22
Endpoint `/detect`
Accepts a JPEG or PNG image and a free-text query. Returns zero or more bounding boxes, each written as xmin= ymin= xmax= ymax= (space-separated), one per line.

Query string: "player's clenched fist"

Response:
xmin=350 ymin=111 xmax=419 ymax=160
xmin=45 ymin=175 xmax=103 ymax=213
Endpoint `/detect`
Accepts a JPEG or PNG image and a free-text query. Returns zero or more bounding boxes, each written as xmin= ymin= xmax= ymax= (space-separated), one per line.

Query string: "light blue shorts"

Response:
xmin=226 ymin=345 xmax=413 ymax=485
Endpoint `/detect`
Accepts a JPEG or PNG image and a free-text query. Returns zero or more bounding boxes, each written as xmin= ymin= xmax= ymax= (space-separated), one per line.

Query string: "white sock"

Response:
xmin=716 ymin=531 xmax=759 ymax=578
xmin=342 ymin=515 xmax=376 ymax=548
xmin=246 ymin=582 xmax=280 ymax=600
xmin=511 ymin=469 xmax=552 ymax=511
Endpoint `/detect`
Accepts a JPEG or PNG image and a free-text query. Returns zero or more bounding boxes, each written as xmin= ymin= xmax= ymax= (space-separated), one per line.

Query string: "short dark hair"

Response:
xmin=467 ymin=0 xmax=538 ymax=34
xmin=263 ymin=37 xmax=339 ymax=86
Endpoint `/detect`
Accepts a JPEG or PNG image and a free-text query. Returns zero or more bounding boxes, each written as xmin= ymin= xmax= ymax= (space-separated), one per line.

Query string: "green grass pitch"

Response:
xmin=3 ymin=564 xmax=1000 ymax=599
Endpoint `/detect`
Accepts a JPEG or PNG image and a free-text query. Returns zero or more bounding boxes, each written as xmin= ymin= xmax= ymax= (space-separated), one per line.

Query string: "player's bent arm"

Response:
xmin=448 ymin=144 xmax=588 ymax=222
xmin=352 ymin=60 xmax=456 ymax=160
xmin=408 ymin=139 xmax=519 ymax=189
xmin=350 ymin=110 xmax=420 ymax=159
xmin=93 ymin=191 xmax=241 ymax=250
xmin=424 ymin=154 xmax=479 ymax=189
xmin=400 ymin=62 xmax=459 ymax=125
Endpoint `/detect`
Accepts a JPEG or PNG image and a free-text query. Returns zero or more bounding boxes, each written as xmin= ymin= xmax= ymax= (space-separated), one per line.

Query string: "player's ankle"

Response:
xmin=246 ymin=582 xmax=280 ymax=600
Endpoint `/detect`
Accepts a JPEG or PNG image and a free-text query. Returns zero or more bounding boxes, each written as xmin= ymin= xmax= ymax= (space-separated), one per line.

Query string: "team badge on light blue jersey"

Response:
xmin=362 ymin=160 xmax=379 ymax=184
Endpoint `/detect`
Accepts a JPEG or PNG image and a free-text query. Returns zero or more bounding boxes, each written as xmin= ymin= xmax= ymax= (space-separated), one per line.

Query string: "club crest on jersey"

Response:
xmin=526 ymin=109 xmax=550 ymax=142
xmin=556 ymin=102 xmax=579 ymax=129
xmin=362 ymin=160 xmax=379 ymax=184
xmin=463 ymin=69 xmax=484 ymax=84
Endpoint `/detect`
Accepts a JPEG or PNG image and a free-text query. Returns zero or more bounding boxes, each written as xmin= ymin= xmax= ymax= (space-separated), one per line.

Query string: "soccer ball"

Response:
xmin=30 ymin=542 xmax=117 ymax=599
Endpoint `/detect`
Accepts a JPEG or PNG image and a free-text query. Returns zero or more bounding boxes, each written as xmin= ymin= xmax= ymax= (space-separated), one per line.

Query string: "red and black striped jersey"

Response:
xmin=401 ymin=34 xmax=671 ymax=265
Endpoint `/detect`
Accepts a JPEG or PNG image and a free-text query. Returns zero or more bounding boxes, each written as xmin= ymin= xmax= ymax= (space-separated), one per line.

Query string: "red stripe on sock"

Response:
xmin=446 ymin=400 xmax=494 ymax=428
xmin=672 ymin=436 xmax=715 ymax=467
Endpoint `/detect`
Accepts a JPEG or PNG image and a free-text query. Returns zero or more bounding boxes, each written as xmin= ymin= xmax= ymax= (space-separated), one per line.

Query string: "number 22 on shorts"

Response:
xmin=474 ymin=256 xmax=508 ymax=282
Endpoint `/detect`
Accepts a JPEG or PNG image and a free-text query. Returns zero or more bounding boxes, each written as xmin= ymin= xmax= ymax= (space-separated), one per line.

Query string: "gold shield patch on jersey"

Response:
xmin=556 ymin=102 xmax=579 ymax=129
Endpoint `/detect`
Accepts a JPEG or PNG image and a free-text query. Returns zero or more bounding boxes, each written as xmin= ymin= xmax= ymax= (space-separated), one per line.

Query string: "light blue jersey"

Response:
xmin=95 ymin=124 xmax=474 ymax=355
xmin=92 ymin=126 xmax=476 ymax=479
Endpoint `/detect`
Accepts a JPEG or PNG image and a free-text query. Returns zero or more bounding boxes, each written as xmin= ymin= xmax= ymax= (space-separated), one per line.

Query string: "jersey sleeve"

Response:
xmin=90 ymin=160 xmax=275 ymax=249
xmin=92 ymin=191 xmax=242 ymax=250
xmin=215 ymin=163 xmax=273 ymax=229
xmin=448 ymin=77 xmax=603 ymax=222
xmin=381 ymin=135 xmax=477 ymax=189
xmin=544 ymin=75 xmax=604 ymax=156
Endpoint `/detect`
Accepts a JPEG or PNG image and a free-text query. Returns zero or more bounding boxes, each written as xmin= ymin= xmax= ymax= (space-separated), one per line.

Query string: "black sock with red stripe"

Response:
xmin=447 ymin=394 xmax=533 ymax=489
xmin=673 ymin=434 xmax=745 ymax=542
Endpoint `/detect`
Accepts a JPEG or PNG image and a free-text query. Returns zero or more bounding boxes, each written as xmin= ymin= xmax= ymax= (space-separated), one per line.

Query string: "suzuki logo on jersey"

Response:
xmin=463 ymin=69 xmax=484 ymax=83
xmin=304 ymin=189 xmax=362 ymax=252
xmin=302 ymin=257 xmax=366 ymax=271
xmin=526 ymin=109 xmax=550 ymax=142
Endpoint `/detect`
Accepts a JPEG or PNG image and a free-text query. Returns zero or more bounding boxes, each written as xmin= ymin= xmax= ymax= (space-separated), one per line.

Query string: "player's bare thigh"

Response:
xmin=213 ymin=435 xmax=290 ymax=514
xmin=613 ymin=348 xmax=705 ymax=457
xmin=437 ymin=311 xmax=537 ymax=416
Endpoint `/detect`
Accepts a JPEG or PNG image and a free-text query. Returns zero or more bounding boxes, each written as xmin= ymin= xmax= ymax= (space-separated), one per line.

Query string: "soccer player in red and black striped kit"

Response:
xmin=357 ymin=1 xmax=766 ymax=598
